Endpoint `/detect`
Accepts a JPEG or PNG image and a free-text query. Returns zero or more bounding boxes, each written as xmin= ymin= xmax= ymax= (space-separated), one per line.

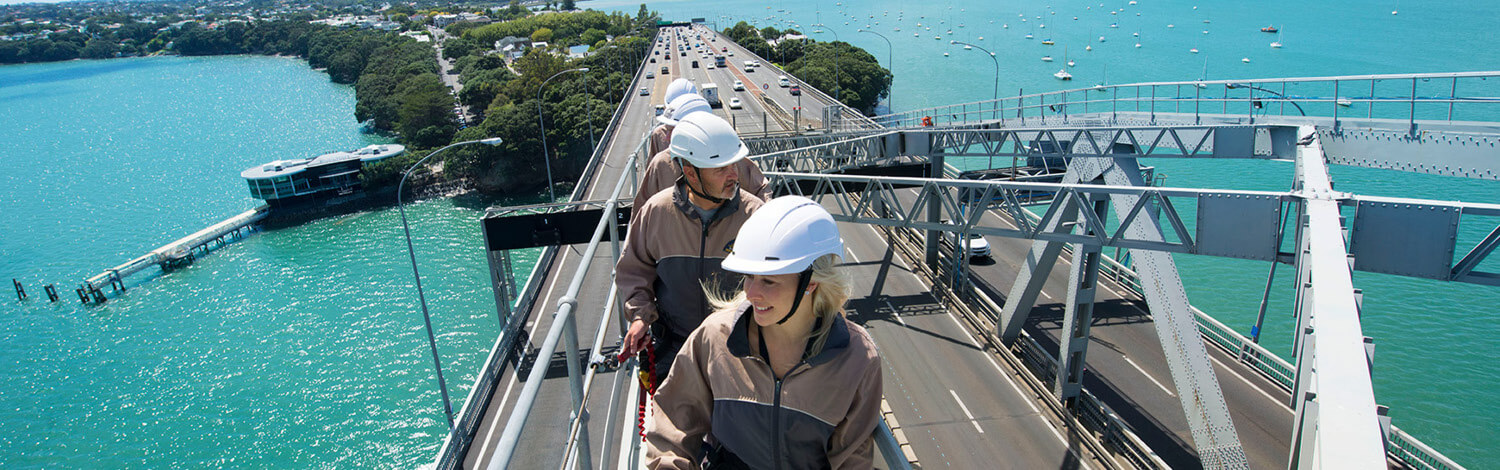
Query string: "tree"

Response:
xmin=530 ymin=27 xmax=553 ymax=43
xmin=80 ymin=38 xmax=117 ymax=59
xmin=561 ymin=0 xmax=576 ymax=11
xmin=579 ymin=28 xmax=605 ymax=48
xmin=396 ymin=73 xmax=457 ymax=148
xmin=785 ymin=40 xmax=891 ymax=114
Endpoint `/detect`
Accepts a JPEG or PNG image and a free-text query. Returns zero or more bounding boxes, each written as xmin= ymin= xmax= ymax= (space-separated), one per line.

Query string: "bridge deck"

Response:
xmin=461 ymin=24 xmax=1296 ymax=470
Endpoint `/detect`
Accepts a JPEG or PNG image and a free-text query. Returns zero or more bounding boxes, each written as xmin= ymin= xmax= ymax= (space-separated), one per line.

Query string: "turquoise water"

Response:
xmin=2 ymin=0 xmax=1499 ymax=466
xmin=597 ymin=0 xmax=1500 ymax=464
xmin=0 ymin=56 xmax=540 ymax=467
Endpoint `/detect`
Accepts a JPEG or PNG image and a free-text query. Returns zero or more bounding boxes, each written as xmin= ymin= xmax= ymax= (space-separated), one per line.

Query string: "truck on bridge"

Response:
xmin=700 ymin=83 xmax=721 ymax=108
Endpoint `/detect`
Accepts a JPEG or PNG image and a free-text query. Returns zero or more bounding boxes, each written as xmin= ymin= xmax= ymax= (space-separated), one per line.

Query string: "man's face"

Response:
xmin=685 ymin=162 xmax=739 ymax=200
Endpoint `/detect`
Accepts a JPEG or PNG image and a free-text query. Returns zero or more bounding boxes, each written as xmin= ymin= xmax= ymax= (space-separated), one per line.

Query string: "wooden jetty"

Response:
xmin=78 ymin=205 xmax=269 ymax=304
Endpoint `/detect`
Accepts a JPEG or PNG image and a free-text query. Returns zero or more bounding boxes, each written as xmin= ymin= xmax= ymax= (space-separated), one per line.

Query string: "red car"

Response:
xmin=790 ymin=85 xmax=801 ymax=96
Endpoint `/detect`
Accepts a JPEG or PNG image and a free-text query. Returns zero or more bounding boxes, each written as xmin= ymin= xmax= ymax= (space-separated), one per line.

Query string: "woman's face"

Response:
xmin=744 ymin=273 xmax=813 ymax=327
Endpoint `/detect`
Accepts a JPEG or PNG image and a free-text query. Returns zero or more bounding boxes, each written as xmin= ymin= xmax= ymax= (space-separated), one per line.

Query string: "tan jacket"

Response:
xmin=649 ymin=124 xmax=672 ymax=159
xmin=617 ymin=182 xmax=764 ymax=337
xmin=646 ymin=304 xmax=883 ymax=470
xmin=633 ymin=149 xmax=773 ymax=212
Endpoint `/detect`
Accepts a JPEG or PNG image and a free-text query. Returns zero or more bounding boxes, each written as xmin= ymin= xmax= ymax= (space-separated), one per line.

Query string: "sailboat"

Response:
xmin=1066 ymin=46 xmax=1075 ymax=67
xmin=1271 ymin=27 xmax=1284 ymax=48
xmin=1094 ymin=64 xmax=1108 ymax=91
xmin=1054 ymin=69 xmax=1073 ymax=80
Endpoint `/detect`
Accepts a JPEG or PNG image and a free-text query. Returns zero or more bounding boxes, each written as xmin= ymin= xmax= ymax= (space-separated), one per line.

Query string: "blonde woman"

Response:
xmin=646 ymin=196 xmax=883 ymax=469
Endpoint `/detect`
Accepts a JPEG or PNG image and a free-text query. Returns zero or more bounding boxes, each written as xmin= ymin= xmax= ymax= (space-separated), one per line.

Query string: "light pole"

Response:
xmin=858 ymin=28 xmax=893 ymax=113
xmin=398 ymin=136 xmax=504 ymax=431
xmin=950 ymin=40 xmax=998 ymax=104
xmin=537 ymin=67 xmax=589 ymax=202
xmin=1227 ymin=82 xmax=1307 ymax=116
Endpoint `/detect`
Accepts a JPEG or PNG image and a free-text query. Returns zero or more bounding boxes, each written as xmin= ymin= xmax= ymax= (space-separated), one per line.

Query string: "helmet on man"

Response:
xmin=668 ymin=113 xmax=747 ymax=169
xmin=664 ymin=78 xmax=698 ymax=104
xmin=657 ymin=93 xmax=712 ymax=126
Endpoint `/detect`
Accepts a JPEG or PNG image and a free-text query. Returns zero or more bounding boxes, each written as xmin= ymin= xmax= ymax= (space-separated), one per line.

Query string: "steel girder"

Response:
xmin=763 ymin=171 xmax=1291 ymax=258
xmin=744 ymin=129 xmax=894 ymax=155
xmin=1089 ymin=156 xmax=1249 ymax=469
xmin=750 ymin=131 xmax=919 ymax=174
xmin=919 ymin=125 xmax=1273 ymax=160
xmin=1287 ymin=127 xmax=1387 ymax=469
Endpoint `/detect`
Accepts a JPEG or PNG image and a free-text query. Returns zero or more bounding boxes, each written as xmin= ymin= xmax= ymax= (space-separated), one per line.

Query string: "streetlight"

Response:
xmin=537 ymin=67 xmax=589 ymax=202
xmin=398 ymin=136 xmax=505 ymax=431
xmin=1226 ymin=82 xmax=1306 ymax=116
xmin=950 ymin=40 xmax=999 ymax=104
xmin=858 ymin=28 xmax=894 ymax=113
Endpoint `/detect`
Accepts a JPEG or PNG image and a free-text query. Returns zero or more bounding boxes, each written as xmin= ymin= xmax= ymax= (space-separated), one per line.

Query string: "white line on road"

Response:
xmin=1209 ymin=353 xmax=1294 ymax=414
xmin=1041 ymin=290 xmax=1054 ymax=300
xmin=884 ymin=300 xmax=908 ymax=327
xmin=940 ymin=311 xmax=1041 ymax=416
xmin=949 ymin=389 xmax=985 ymax=434
xmin=1124 ymin=356 xmax=1176 ymax=397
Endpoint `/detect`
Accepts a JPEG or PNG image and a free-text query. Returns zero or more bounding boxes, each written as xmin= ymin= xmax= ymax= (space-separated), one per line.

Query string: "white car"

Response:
xmin=733 ymin=80 xmax=745 ymax=91
xmin=728 ymin=50 xmax=735 ymax=56
xmin=728 ymin=97 xmax=743 ymax=109
xmin=639 ymin=87 xmax=650 ymax=96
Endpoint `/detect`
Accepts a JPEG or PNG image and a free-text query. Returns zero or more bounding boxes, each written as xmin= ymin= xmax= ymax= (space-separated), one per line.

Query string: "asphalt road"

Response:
xmin=884 ymin=187 xmax=1295 ymax=469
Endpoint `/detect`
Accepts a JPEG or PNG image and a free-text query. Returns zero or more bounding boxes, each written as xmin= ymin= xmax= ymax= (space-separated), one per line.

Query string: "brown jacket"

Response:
xmin=633 ymin=149 xmax=773 ymax=212
xmin=646 ymin=303 xmax=883 ymax=470
xmin=649 ymin=123 xmax=672 ymax=159
xmin=617 ymin=182 xmax=764 ymax=337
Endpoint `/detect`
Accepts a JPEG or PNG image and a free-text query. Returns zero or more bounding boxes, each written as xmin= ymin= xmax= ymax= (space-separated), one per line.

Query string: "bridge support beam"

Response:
xmin=1287 ymin=126 xmax=1386 ymax=469
xmin=996 ymin=161 xmax=1102 ymax=343
xmin=1054 ymin=193 xmax=1108 ymax=402
xmin=1091 ymin=156 xmax=1251 ymax=469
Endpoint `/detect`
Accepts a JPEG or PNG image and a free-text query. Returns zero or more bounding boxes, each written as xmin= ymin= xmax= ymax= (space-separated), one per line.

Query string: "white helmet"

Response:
xmin=657 ymin=93 xmax=711 ymax=126
xmin=664 ymin=78 xmax=698 ymax=104
xmin=722 ymin=196 xmax=845 ymax=275
xmin=669 ymin=113 xmax=747 ymax=169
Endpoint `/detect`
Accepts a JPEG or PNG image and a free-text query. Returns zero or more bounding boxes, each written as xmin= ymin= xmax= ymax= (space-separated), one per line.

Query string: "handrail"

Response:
xmin=487 ymin=151 xmax=638 ymax=469
xmin=868 ymin=71 xmax=1500 ymax=132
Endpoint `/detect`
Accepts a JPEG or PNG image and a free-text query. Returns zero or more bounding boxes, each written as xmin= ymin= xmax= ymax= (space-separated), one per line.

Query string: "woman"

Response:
xmin=646 ymin=196 xmax=883 ymax=470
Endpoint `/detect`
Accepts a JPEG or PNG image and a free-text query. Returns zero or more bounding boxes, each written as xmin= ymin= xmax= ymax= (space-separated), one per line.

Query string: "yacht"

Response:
xmin=1054 ymin=69 xmax=1073 ymax=80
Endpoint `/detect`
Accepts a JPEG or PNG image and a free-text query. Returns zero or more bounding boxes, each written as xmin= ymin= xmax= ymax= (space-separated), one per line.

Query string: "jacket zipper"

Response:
xmin=698 ymin=218 xmax=709 ymax=318
xmin=773 ymin=377 xmax=783 ymax=470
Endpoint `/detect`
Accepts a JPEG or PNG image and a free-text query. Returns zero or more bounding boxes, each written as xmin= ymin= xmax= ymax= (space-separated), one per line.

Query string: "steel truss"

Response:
xmin=1287 ymin=126 xmax=1386 ymax=468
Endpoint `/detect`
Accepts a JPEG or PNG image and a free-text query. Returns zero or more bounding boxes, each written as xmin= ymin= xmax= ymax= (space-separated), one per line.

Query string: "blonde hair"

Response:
xmin=708 ymin=254 xmax=853 ymax=357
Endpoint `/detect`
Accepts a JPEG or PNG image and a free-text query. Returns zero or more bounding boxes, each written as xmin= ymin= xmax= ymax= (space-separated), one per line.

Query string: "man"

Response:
xmin=617 ymin=112 xmax=765 ymax=376
xmin=649 ymin=78 xmax=699 ymax=157
xmin=634 ymin=94 xmax=771 ymax=213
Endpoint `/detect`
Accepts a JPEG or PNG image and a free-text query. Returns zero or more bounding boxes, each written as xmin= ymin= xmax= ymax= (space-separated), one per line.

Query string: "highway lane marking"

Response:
xmin=940 ymin=308 xmax=1042 ymax=417
xmin=884 ymin=300 xmax=908 ymax=327
xmin=1121 ymin=302 xmax=1291 ymax=412
xmin=949 ymin=389 xmax=985 ymax=433
xmin=1124 ymin=356 xmax=1177 ymax=397
xmin=1208 ymin=353 xmax=1294 ymax=415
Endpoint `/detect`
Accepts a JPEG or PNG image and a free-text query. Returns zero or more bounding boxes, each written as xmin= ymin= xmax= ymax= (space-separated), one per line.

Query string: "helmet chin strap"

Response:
xmin=776 ymin=270 xmax=814 ymax=325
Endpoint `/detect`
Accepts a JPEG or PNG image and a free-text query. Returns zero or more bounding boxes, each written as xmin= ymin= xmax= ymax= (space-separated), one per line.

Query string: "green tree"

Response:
xmin=579 ymin=28 xmax=605 ymax=48
xmin=80 ymin=38 xmax=118 ymax=59
xmin=785 ymin=40 xmax=891 ymax=113
xmin=530 ymin=27 xmax=553 ymax=43
xmin=396 ymin=73 xmax=457 ymax=148
xmin=561 ymin=0 xmax=576 ymax=11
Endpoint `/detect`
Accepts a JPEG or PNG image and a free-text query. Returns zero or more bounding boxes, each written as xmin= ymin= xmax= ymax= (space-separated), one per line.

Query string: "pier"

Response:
xmin=78 ymin=205 xmax=268 ymax=304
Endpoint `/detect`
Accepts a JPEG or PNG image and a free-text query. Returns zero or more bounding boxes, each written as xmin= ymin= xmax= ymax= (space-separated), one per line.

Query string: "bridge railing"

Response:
xmin=857 ymin=71 xmax=1500 ymax=133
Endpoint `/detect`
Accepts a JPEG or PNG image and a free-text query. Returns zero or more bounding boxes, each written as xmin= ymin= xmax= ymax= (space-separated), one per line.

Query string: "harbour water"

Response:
xmin=2 ymin=0 xmax=1498 ymax=467
xmin=0 ymin=56 xmax=540 ymax=467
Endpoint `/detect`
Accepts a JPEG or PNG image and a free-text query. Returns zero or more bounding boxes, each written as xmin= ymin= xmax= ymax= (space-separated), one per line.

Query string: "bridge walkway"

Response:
xmin=457 ymin=24 xmax=1119 ymax=470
